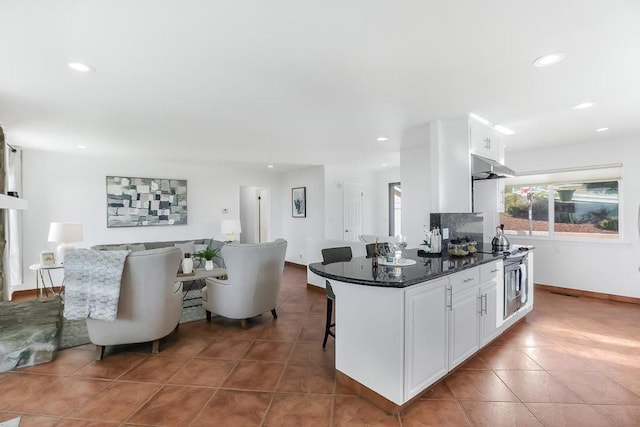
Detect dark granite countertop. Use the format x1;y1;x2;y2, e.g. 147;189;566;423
309;248;504;288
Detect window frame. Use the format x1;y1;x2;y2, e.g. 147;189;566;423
500;178;621;242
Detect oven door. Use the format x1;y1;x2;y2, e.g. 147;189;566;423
504;261;522;319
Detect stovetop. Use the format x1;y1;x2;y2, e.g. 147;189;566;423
478;246;532;259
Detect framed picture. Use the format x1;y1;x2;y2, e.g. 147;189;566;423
40;250;55;266
106;176;188;227
292;187;306;218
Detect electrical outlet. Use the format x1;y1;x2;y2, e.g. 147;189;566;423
442;228;449;239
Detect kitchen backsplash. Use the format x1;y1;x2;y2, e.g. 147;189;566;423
430;213;485;251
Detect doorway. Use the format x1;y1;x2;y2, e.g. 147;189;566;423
389;182;401;237
239;186;271;243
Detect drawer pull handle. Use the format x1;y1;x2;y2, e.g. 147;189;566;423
491;269;500;273
463;278;474;283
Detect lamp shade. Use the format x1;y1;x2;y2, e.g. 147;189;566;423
47;222;83;243
221;219;242;235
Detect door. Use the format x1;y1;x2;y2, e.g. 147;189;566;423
343;182;364;241
239;186;271;244
480;282;500;345
448;286;480;369
405;279;448;400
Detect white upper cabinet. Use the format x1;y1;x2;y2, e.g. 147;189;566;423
469;116;502;163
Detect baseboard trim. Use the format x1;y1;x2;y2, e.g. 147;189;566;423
535;283;640;305
306;283;325;294
11;287;63;301
285;261;306;270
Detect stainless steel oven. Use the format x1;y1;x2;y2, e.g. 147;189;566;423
504;253;528;319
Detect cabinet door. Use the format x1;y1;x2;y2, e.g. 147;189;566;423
470;118;501;162
448;286;480;369
480;282;500;346
473;179;505;213
405;279;448;400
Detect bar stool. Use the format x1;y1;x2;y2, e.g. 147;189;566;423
320;246;353;348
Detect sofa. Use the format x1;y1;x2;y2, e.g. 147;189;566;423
92;238;226;268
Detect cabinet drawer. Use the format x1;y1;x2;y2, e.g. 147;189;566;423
449;268;479;294
480;260;503;283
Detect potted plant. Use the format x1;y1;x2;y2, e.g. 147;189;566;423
195;245;219;271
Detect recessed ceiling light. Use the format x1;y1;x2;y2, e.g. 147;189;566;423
596;127;609;132
573;102;595;110
469;113;492;127
376;136;389;142
381;163;387;167
533;52;567;67
77;145;87;149
494;125;515;136
68;62;92;72
267;164;274;168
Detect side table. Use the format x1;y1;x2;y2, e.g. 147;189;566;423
176;268;227;305
28;263;65;298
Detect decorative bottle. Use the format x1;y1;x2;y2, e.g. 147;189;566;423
182;253;194;274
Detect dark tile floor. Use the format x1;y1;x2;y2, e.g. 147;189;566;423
2;266;640;426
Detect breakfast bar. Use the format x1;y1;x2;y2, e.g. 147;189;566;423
309;248;534;413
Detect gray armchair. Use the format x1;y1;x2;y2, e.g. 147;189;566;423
85;247;183;360
202;239;287;328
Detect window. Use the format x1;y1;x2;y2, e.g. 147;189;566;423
389;182;401;237
500;180;619;239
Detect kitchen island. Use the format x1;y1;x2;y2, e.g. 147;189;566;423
309;248;534;413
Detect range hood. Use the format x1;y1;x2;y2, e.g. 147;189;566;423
471;154;516;179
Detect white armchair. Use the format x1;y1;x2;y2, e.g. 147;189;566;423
85;247;183;360
202;239;287;328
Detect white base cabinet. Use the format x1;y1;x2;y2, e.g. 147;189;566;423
330;257;530;407
479;260;503;345
448;286;481;369
404;278;448;400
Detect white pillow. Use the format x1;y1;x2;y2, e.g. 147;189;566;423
174;241;195;257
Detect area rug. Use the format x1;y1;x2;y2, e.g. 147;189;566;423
59;290;206;349
0;298;62;372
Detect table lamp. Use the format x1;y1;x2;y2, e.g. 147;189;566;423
48;222;83;264
221;219;242;242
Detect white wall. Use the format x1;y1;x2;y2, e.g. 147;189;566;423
400;122;435;248
280;166;325;265
19;149;283;291
507;137;640;298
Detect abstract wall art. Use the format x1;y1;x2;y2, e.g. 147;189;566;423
106;176;188;227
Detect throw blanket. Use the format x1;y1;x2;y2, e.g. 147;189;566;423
64;249;130;321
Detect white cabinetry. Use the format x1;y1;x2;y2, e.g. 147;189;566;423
479;260;503;345
470;116;501;162
404;278;448;400
473;179;505;213
447;269;480;369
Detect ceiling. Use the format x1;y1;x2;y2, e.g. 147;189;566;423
1;0;639;170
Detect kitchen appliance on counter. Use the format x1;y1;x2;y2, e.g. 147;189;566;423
491;224;510;251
